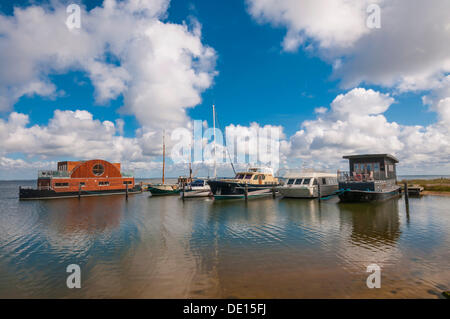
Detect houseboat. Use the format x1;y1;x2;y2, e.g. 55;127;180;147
207;168;279;199
338;154;401;202
278;171;338;198
19;159;141;200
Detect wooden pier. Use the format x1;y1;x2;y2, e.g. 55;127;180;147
400;184;424;196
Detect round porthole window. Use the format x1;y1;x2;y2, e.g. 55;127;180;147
92;164;104;176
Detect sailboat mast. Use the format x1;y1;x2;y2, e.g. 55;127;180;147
213;104;217;179
162;130;165;185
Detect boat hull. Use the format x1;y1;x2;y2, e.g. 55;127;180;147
19;186;142;200
278;184;338;198
338;188;401;203
208;180;277;199
148;185;180;196
180;190;212;198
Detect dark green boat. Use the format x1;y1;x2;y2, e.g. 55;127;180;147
148;184;180;196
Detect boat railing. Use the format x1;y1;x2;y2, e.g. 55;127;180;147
38;170;70;178
338;171;396;182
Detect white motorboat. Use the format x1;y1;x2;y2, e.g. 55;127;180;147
180;179;212;198
278;171;338;198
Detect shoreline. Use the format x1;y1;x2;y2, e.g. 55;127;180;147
422;191;450;197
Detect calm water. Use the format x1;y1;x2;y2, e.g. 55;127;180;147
0;180;449;298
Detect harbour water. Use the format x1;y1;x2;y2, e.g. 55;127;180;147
0;180;449;298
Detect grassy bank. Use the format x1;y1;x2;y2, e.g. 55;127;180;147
399;178;450;193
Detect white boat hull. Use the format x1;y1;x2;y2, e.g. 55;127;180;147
278;185;337;198
180;186;212;198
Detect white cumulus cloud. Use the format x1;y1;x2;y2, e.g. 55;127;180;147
0;0;217;130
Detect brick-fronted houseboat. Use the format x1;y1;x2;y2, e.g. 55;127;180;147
19;159;141;200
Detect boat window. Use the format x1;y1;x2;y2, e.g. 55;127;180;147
93;164;104;176
79;182;85;187
190;180;204;186
374;163;380;172
262;175;266;180
367;163;372;172
287;179;295;185
303;178;311;185
294;179;303;185
313;179;318;185
235;174;244;179
244;174;252;179
54;182;69;187
253;174;259;180
123;181;132;185
322;178;327;185
354;163;359;172
99;181;110;186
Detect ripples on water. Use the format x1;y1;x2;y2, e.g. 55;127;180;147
0;180;449;298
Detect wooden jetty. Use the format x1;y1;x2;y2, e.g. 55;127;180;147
400;184;424;195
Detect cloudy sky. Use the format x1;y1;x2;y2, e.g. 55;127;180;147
0;0;449;179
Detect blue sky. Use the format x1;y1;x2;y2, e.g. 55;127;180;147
0;0;449;178
7;0;436;132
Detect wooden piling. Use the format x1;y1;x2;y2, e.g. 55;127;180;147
404;181;409;203
318;183;321;201
78;183;81;199
244;184;248;201
126;183;128;200
272;185;276;199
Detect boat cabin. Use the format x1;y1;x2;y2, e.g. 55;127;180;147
231;168;279;185
342;154;398;181
189;179;207;187
284;172;338;187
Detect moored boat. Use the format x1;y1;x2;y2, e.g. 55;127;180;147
19;159;141;200
208;168;279;199
180;179;212;198
338;154;401;202
148;130;180;196
278;171;338;198
148;184;180;196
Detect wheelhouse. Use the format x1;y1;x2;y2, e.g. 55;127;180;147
231;168;278;185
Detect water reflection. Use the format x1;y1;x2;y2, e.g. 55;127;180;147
339;200;401;248
0;181;449;298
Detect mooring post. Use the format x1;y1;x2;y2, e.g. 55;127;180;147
272;185;276;199
78;183;81;199
244;183;248;201
126;183;129;200
404;181;409;203
318;183;321;201
182;182;185;201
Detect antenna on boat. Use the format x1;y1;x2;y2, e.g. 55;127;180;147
213;104;217;179
162;129;165;185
